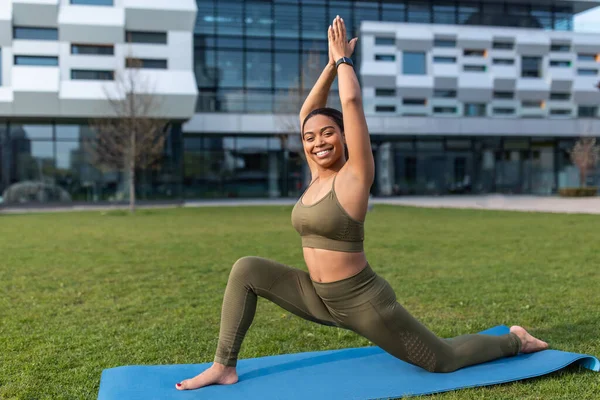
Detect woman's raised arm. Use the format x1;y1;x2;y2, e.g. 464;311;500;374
329;16;374;184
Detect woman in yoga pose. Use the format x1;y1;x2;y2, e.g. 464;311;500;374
176;16;547;391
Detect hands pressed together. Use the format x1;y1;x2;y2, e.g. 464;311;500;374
328;15;358;67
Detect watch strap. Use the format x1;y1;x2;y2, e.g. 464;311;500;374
335;57;354;69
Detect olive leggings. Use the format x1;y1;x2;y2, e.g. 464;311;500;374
214;256;521;372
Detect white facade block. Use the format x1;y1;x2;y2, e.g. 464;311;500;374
0;1;198;120
58;5;125;44
124;0;197;32
0;3;12;47
13;0;59;28
360;20;600;122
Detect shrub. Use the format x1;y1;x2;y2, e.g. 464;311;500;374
558;187;598;197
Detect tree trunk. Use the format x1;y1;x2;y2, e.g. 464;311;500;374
130;131;136;213
580;169;586;188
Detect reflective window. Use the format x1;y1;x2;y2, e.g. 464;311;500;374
522;100;543;108
578;106;597;117
70;0;113;5
376;54;396;62
246;51;272;88
376;88;396;96
375;37;395;46
274;2;299;38
195;0;215;34
465;103;487;116
14;56;59;66
11;124;53;140
354;3;380;30
217;0;243;36
126;58;168;69
578;54;596;62
125;31;167;44
403;98;426;105
433;106;457;114
246;37;271;50
531;6;552;30
217;89;245;112
493;107;515;115
458;2;479;25
493;41;513;49
550;93;570;100
328;2;353;36
493;91;514;99
433;56;456;63
403;52;426;75
434;39;456;48
464;65;486;72
301;3;325;39
522;56;542;77
376;105;396;112
71;44;114;55
434;89;456;98
217;50;244;87
493;58;514;65
549;60;570;68
195;49;217;87
275;52;300;89
245;1;273;37
381;2;405;22
408;1;430;23
246;90;274;113
550;43;570;52
433;3;456;24
13;27;58;41
71;69;114;80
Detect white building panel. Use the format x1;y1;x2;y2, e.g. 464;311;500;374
59;81;123;117
58;5;125;44
396;75;433;97
572;35;600;54
0;88;13;115
573;76;600;103
0;2;11;47
124;0;197;32
12;0;58;28
12;40;60;57
457;30;492;49
12;66;59;116
515;32;550;55
516;79;550;100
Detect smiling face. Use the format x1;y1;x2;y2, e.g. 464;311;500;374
302;114;346;168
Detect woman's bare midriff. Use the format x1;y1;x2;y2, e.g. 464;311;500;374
303;247;368;283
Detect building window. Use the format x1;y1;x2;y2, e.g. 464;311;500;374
71;44;114;55
463;65;486;72
578;54;597;62
403;98;426;105
375;54;396;62
71;69;114;80
70;0;113;5
14;56;59;66
493;41;513;49
578;69;597;76
126;58;168;69
433;106;457;114
433;56;456;63
13;27;58;41
375;105;396;112
464;103;486;116
464;49;485;57
493;58;514;65
550;43;570;52
403;52;426;75
549;109;571;115
125;31;167;44
578;106;598;117
549;60;571;67
493;91;514;99
375;88;396;97
433;89;456;98
433;39;455;48
522;56;542;77
550;93;570;100
522;100;543;108
493;107;514;115
375;37;395;45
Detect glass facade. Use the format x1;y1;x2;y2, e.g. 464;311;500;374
0;122;182;203
195;0;575;113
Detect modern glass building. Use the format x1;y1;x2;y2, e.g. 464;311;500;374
1;0;600;205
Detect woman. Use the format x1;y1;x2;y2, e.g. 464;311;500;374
176;16;548;391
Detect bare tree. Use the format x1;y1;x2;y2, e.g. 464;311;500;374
85;58;169;213
570;136;600;187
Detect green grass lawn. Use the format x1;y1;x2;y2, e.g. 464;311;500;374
1;205;599;399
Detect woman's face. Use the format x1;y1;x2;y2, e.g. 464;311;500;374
302;114;345;168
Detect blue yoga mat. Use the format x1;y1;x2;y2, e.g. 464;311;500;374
97;325;599;400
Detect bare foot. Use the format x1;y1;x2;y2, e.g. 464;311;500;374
510;326;549;353
175;362;238;391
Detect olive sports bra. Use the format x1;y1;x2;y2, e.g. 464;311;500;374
291;174;364;252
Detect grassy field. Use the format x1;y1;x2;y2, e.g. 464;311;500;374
0;205;599;399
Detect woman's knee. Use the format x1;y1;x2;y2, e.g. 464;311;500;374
230;256;262;280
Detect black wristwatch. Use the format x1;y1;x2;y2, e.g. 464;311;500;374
335;57;354;69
